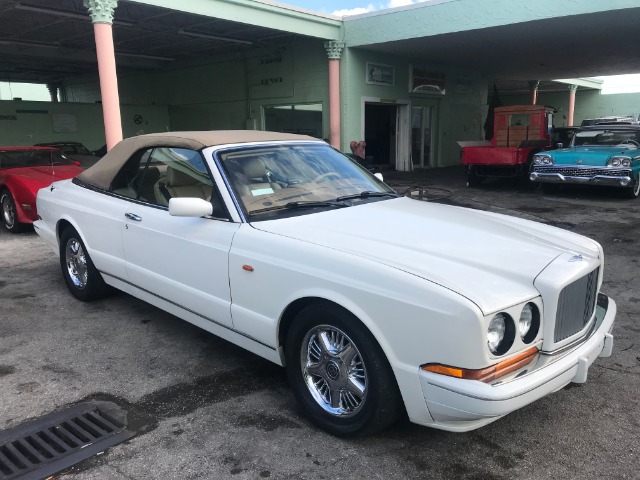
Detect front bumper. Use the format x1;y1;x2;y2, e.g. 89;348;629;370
418;294;616;432
530;166;632;187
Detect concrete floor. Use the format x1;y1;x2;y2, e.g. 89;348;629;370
1;169;638;479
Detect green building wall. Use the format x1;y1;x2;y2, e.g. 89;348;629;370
0;100;169;150
63;39;331;138
341;48;487;167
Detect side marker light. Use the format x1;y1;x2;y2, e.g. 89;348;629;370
421;346;539;383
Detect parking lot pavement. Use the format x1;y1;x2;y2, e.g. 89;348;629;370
1;169;639;479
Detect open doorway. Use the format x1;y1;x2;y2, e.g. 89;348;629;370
364;104;397;169
411;105;433;167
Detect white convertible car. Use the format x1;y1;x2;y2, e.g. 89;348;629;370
35;131;616;436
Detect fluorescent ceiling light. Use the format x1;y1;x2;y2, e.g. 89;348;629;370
115;51;174;61
177;28;253;45
15;2;133;26
0;38;61;49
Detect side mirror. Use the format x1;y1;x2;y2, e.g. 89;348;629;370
374;172;384;182
556;143;564;149
168;197;213;217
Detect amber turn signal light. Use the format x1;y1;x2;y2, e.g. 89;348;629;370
421;346;539;383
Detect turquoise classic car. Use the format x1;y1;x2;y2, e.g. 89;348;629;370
530;125;640;198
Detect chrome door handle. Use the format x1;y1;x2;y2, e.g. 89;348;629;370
125;213;142;221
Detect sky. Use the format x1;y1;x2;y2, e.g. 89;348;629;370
284;0;426;17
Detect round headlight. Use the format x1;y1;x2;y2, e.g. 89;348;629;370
488;313;517;355
520;302;541;344
622;158;631;167
543;157;551;165
519;304;533;337
610;158;621;167
487;314;506;354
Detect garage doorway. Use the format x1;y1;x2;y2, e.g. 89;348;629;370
364;104;396;168
363;102;410;170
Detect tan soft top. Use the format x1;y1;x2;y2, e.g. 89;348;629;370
77;130;319;190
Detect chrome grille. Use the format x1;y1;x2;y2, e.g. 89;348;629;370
533;166;630;177
554;269;599;342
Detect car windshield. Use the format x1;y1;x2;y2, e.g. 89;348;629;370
217;143;396;218
0;149;76;169
573;130;640;147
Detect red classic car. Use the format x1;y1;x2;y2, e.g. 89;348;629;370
0;147;84;233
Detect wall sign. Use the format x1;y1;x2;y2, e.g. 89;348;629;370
366;62;395;86
410;66;446;95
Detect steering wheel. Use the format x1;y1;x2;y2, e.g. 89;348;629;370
312;172;341;183
620;140;640;147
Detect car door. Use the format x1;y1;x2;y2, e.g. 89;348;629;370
117;146;239;328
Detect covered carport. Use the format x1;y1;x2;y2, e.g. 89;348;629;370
2;0;640;165
0;0;343;150
341;0;640;166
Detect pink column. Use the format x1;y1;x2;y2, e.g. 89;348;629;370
567;85;578;126
94;23;123;151
324;41;345;150
328;59;340;149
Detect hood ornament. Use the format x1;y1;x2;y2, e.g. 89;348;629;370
576;159;583;164
568;254;583;262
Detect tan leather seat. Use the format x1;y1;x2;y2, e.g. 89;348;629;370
240;157;281;196
154;166;212;206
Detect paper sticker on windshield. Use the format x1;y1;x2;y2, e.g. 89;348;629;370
251;187;274;196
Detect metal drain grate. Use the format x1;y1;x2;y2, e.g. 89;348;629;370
0;402;130;480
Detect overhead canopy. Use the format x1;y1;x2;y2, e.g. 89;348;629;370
0;0;340;84
0;0;639;89
344;0;640;81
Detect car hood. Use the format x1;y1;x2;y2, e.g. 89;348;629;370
3;166;83;190
553;146;636;165
252;197;600;314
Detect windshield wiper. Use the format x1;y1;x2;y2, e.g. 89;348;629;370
336;191;398;202
250;200;349;215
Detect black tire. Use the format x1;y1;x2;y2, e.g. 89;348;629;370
623;174;640;199
1;189;26;233
466;167;482;187
59;227;110;301
285;303;403;436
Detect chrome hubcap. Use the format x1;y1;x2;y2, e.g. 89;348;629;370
300;325;367;417
1;194;14;228
65;239;88;289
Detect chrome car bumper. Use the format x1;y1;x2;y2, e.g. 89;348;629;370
418;294;616;432
530;166;632;187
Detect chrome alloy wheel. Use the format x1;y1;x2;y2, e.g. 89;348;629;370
1;193;15;228
300;325;368;417
65;238;88;289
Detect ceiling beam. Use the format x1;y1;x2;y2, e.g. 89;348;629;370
129;0;342;40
